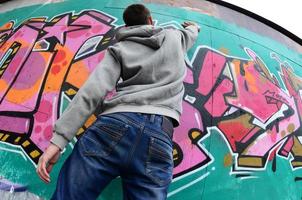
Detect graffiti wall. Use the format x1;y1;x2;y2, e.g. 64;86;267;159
0;0;302;199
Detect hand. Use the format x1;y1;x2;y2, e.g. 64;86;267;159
182;21;200;32
36;143;61;183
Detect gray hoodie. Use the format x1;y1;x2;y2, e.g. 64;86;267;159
51;24;199;150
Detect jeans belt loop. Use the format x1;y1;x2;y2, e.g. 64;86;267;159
150;114;155;123
162;116;174;139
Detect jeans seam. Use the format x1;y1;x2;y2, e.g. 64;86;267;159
107;113;141;129
145;133;173;186
149;145;171;161
93;125;126;140
125;124;145;169
80;124;127;158
94;122;126;131
80;136;111;157
144;129;172;144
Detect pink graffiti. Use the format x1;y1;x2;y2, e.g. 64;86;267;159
173;101;211;177
178;46;302;173
0;11;116;163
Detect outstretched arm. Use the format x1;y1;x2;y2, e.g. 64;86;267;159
179;21;200;52
37;46;121;183
51;47;121;150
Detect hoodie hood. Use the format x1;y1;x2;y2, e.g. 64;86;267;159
115;25;165;49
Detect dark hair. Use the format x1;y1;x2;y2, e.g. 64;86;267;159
123;4;151;26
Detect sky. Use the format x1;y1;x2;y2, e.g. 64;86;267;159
223;0;302;40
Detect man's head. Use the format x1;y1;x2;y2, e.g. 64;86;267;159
123;4;152;26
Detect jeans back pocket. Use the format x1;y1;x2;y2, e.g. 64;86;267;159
145;130;173;186
80;116;128;158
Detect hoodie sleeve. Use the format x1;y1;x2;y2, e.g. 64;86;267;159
50;47;121;150
179;25;199;52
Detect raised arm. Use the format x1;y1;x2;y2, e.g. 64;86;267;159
179;21;200;52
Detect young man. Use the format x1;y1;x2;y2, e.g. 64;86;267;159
37;4;199;200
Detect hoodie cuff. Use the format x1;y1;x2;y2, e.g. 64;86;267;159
50;132;69;151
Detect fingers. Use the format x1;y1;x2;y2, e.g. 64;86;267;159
46;158;58;174
37;156;50;183
181;22;189;28
46;163;54;174
182;21;195;28
36;144;62;183
182;21;201;32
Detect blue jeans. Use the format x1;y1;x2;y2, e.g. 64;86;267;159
51;112;174;200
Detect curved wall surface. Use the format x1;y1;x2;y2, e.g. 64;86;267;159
0;0;302;199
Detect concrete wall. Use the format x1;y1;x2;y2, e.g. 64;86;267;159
0;0;302;199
